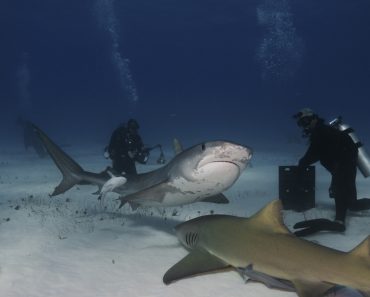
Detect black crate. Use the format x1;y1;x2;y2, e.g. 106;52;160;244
279;166;315;211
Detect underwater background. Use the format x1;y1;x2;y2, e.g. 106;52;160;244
1;2;370;296
1;0;370;150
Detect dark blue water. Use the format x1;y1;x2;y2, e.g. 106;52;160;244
1;0;370;150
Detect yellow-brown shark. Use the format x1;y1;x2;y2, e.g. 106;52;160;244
163;200;370;297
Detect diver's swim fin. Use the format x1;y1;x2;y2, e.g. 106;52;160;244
293;218;345;237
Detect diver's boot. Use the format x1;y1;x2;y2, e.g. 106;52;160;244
293;218;345;237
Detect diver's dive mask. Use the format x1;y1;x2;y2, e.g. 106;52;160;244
297;115;314;129
293;110;317;137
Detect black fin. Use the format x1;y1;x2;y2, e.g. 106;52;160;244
293;218;345;237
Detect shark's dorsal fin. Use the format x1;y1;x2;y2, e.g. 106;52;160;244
163;249;229;284
118;180;172;208
349;236;370;258
248;200;290;234
173;138;183;155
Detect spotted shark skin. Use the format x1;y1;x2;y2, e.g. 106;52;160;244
33;124;252;208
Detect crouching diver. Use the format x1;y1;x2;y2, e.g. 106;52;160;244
105;119;166;176
293;108;370;236
105;119;150;176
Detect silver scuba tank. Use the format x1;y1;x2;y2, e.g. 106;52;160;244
329;116;370;177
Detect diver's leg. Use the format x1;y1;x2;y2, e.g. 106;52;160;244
333;159;357;222
118;157;137;175
112;157;125;175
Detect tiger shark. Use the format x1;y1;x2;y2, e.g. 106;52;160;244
32;124;252;208
164;200;370;297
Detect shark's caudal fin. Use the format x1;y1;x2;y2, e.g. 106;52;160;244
32;124;85;196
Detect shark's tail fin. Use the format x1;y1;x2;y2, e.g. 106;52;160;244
32;124;85;196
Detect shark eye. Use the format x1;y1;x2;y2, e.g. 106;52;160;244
201;143;206;151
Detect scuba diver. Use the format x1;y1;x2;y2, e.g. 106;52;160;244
106;119;149;176
292;108;370;236
105;119;166;176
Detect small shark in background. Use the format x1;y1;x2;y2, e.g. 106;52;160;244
164;200;370;297
32;124;252;208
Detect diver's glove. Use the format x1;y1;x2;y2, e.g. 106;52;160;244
135;149;150;164
128;150;136;159
293;218;345;237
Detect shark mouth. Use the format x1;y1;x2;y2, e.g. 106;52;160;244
199;160;242;170
194;162;241;186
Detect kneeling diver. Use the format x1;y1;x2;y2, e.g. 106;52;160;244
293;108;370;236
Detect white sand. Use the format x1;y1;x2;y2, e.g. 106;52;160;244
0;145;369;297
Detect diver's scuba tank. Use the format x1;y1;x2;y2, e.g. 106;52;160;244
329;116;370;177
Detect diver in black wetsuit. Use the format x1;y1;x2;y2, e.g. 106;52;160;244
293;108;370;235
106;119;149;176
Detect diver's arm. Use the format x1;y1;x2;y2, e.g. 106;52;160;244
299;136;320;167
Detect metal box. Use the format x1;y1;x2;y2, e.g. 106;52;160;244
279;166;315;211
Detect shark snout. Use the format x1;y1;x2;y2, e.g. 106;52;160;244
231;144;253;170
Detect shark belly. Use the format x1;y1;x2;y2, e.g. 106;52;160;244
205;227;366;289
160;163;240;206
166;200;370;295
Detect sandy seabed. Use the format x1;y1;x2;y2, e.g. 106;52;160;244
0;145;369;297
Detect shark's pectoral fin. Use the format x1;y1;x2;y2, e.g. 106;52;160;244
200;194;229;204
237;264;294;292
163;249;229;285
118;181;171;209
117;196;140;210
292;279;334;297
